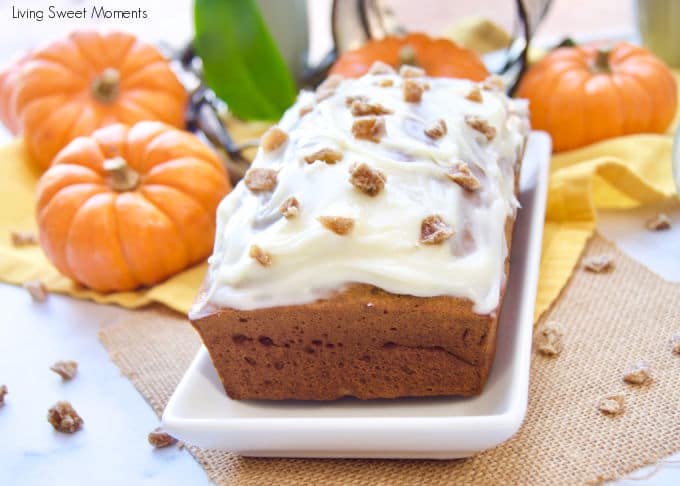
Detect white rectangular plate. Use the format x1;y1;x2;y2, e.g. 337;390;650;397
162;131;551;459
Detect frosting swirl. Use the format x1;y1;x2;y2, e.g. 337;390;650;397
196;70;529;316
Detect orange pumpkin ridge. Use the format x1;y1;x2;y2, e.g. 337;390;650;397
2;30;188;169
330;33;489;81
516;42;677;152
36;121;231;292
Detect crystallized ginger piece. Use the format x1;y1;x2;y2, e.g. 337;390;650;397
11;230;37;247
424;119;447;140
349;163;386;196
261;127;288;152
583;254;614;273
536;322;563;357
598;395;624;416
50;360;78;381
24;280;48;302
318;216;355;236
47;401;83;433
465;115;496;141
148;427;178;448
349;100;393;117
249;245;273;267
623;362;651;385
465;86;483;103
244;168;277;193
399;65;426;78
646;213;671;231
279;196;300;219
420;215;453;245
352;116;386;143
304;148;343;165
403;80;424;103
446;163;480;192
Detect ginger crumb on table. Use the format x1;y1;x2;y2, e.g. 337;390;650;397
535;322;563;357
47;401;83;433
0;384;7;406
23;280;48;302
645;212;671;231
597;395;625;416
623;362;651;385
671;334;680;355
148;427;178;448
582;254;614;273
50;360;78;381
11;230;37;247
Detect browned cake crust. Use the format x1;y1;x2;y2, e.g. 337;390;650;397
190;215;516;401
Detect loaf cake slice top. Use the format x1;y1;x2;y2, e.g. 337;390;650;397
196;65;529;317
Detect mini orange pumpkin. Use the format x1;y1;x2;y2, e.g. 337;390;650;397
330;32;489;80
36;121;231;292
6;30;187;168
0;52;30;135
516;42;678;152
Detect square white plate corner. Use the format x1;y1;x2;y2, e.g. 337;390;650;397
162;131;551;459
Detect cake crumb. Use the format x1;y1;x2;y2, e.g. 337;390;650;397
148;427;178;448
244;168;277;193
377;79;394;87
0;385;7;406
304;148;343;165
318;216;355;236
24;280;48;302
424;119;447;140
11;230;37;247
403;80;424;103
465;115;496;141
50;360;78;381
598;395;624;416
465;86;483;103
623;362;651;385
260;127;288;152
420;215;454;245
536;322;563;357
368;61;396;75
47;401;83;433
583;254;614;273
645;213;671;231
349;100;393;117
279;196;300;219
249;245;273;267
349;163;387;196
482;75;505;92
399;65;425;78
446;163;480;192
316;74;343;102
672;334;680;355
352;116;386;143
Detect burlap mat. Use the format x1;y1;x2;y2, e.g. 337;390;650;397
99;234;680;485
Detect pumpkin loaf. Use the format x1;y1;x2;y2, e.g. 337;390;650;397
190;65;529;400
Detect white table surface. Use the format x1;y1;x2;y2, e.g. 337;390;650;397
2;0;680;484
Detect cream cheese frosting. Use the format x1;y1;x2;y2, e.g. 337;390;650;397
197;69;529;316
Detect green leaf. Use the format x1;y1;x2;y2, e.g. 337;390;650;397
194;0;297;121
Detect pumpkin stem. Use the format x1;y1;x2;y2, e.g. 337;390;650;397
92;68;121;104
103;157;139;192
399;44;418;67
593;48;612;73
